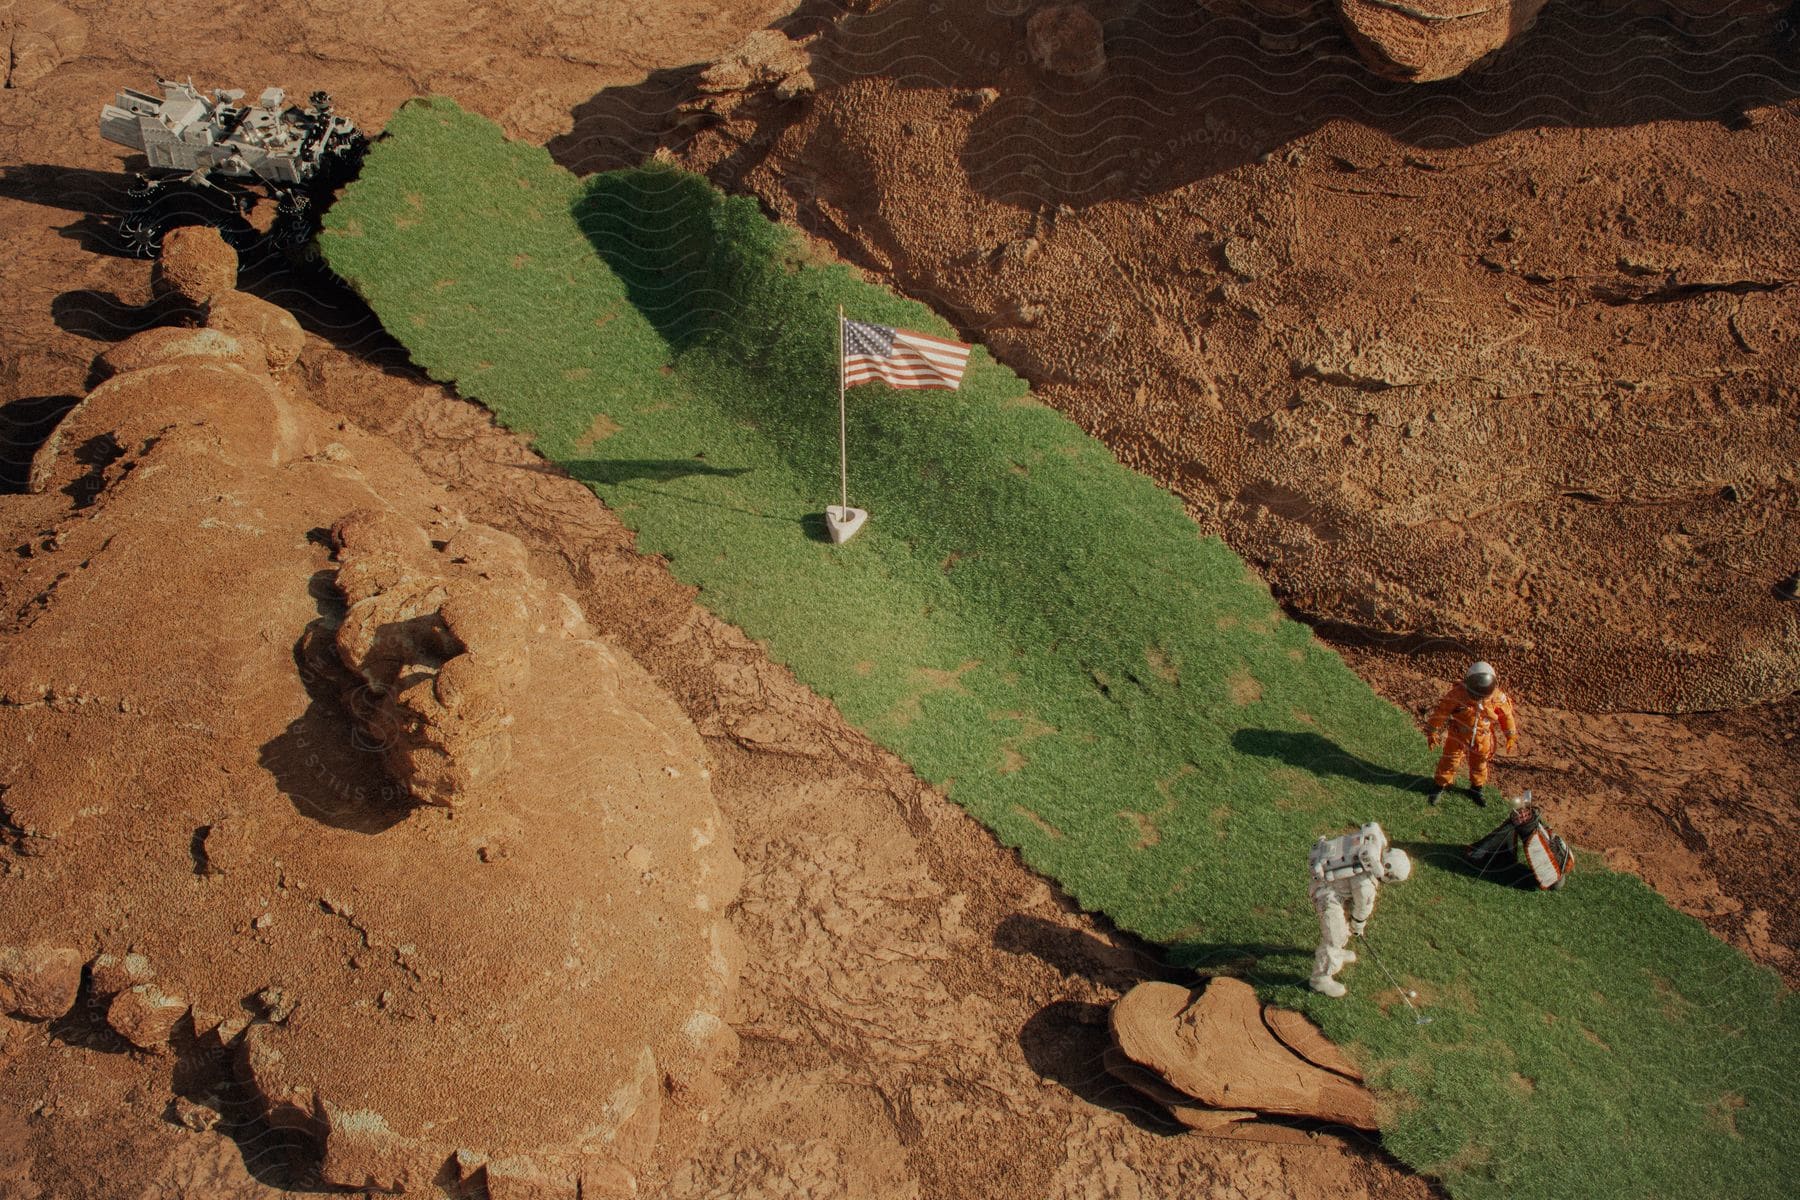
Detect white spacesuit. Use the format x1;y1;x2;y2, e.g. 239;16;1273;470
1308;822;1411;997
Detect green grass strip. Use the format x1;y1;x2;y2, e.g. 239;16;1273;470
321;98;1796;1199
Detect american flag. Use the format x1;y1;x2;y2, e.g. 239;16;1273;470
842;318;972;390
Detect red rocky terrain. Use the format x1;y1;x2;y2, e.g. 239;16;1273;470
1;2;1796;1196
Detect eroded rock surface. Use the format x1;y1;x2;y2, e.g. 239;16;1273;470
1109;978;1379;1131
150;225;237;307
0;944;82;1021
0;245;743;1193
1027;5;1108;81
1334;0;1549;83
0;1;86;89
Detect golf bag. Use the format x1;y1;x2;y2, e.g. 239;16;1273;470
1467;802;1573;890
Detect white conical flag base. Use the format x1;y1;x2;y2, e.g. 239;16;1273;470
825;504;868;544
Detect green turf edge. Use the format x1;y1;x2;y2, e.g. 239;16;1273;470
320;98;1799;1200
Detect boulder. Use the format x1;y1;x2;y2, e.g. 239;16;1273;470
1333;0;1550;83
0;1;87;89
1026;5;1107;81
695;28;812;95
319;1103;427;1194
0;256;742;1181
1109;977;1378;1129
151;226;237;306
206;290;306;371
106;983;189;1051
171;1094;224;1133
330;507;435;562
0;944;83;1020
94;326;268;380
195;817;257;876
88;951;156;999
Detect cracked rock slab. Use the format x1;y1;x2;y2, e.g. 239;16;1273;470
1109;978;1379;1129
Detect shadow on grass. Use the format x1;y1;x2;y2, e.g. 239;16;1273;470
562;457;751;485
1401;839;1541;892
553;459;842;542
571;170;721;353
1166;944;1314;990
1232;728;1434;796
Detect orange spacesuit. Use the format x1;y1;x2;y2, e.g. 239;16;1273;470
1425;661;1517;806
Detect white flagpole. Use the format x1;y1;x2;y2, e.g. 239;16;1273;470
837;305;849;513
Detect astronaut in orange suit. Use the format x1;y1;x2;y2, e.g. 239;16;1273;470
1425;661;1518;807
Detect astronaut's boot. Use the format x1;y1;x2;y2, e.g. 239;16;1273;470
1311;973;1347;998
1426;788;1443;806
1467;783;1487;806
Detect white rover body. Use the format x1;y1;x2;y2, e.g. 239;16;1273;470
100;80;359;186
97;79;366;257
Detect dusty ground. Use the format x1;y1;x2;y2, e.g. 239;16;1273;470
664;0;1800;718
0;0;1796;1196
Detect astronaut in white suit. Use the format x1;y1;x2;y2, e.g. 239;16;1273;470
1309;822;1412;997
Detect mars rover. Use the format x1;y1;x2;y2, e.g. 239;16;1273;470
98;79;366;259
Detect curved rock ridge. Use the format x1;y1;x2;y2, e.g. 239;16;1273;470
1107;978;1379;1133
0;244;744;1195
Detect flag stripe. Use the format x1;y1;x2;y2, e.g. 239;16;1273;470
865;352;960;374
841;317;972;390
844;362;955;377
842;361;960;381
888;329;970;352
889;343;969;370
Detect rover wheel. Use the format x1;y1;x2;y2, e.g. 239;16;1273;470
118;216;162;260
118;184;258;259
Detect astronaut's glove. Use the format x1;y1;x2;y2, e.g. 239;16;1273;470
1426;732;1440;750
1350;921;1367;938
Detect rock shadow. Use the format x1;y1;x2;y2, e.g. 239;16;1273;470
570;168;731;353
1018;1000;1187;1135
1232;727;1435;795
631;0;1800;212
62;432;123;510
545;0;846;178
994;912;1186;992
0;163;140;256
1164;942;1314;990
258;602;411;836
549;63;713;178
49;289;177;344
232;244;421;378
0;393;80;494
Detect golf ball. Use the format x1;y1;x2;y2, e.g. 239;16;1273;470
1406;990;1418;999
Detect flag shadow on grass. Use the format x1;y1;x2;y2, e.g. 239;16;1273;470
1231;728;1435;797
561;458;753;486
549;460;840;543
